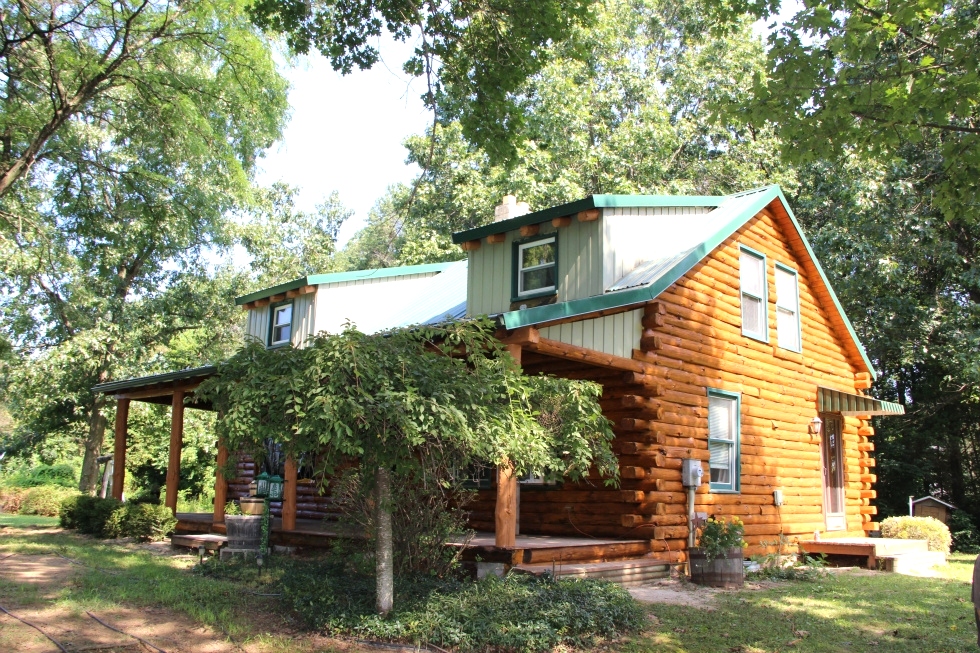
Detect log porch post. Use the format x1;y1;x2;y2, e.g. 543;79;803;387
111;398;130;501
213;441;229;523
164;390;186;514
495;343;521;548
283;456;298;531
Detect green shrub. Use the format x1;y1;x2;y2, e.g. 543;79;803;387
119;503;177;541
8;464;77;488
880;516;952;553
947;512;980;553
237;556;645;651
20;485;77;516
61;495;125;538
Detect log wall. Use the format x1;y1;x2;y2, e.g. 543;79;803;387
469;205;876;561
225;454;339;522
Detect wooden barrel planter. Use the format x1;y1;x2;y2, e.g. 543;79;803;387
225;515;262;550
689;547;744;588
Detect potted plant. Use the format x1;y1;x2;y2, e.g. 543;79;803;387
689;517;747;588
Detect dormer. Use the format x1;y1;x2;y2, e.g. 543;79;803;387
235;262;467;348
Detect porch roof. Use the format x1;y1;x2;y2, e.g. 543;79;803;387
91;365;216;407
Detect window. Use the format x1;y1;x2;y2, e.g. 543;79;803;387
515;237;557;298
739;246;767;341
775;264;801;352
708;389;740;492
269;302;293;346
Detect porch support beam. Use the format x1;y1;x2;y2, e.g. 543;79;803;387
495;343;521;548
283;456;298;531
213;441;229;523
164;390;185;514
111;398;130;501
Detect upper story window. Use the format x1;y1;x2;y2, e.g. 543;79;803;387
739;246;768;342
775;264;801;352
515;237;557;298
708;389;740;493
269;302;293;346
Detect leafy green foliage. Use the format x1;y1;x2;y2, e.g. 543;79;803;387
203;554;644;651
340;0;790;269
696;517;747;560
739;0;980;223
19;486;78;517
4;464;77;488
947;511;980;553
247;0;595;162
103;503;178;542
880;516;952;554
59;495;124;538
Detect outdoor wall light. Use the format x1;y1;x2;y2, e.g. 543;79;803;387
255;472;270;497
808;416;823;436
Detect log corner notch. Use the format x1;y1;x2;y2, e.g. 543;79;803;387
460;239;481;252
854;371;872;390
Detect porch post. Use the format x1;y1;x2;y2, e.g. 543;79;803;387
283;455;297;531
213;440;229;523
111;398;130;501
164;390;186;514
495;344;521;548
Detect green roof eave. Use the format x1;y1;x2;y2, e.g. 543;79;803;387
235;262;459;305
451;194;725;244
92;365;217;395
497;185;878;380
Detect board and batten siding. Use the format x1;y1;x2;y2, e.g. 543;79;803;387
602;206;714;290
466;219;603;317
538;309;643;359
314;273;437;335
244;291;317;348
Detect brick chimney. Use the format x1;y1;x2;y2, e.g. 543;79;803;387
494;195;530;222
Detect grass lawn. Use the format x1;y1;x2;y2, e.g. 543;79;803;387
627;554;978;653
2;517;978;653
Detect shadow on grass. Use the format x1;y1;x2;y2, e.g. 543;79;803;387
623;571;976;653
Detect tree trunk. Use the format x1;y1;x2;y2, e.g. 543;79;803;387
375;465;394;615
79;393;108;493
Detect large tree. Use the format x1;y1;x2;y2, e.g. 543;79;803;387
0;0;288;492
200;320;618;614
341;0;789;269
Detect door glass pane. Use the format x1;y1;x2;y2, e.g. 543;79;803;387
823;416;845;517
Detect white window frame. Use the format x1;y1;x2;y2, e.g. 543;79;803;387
775;263;802;353
269;302;293;347
516;236;557;298
739;245;768;342
707;389;740;493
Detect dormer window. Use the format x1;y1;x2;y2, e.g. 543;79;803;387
269;302;293;346
515;237;557;298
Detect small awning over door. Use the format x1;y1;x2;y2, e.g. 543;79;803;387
817;387;905;416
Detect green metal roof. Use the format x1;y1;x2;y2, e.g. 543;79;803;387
817;387;905;416
92;365;217;395
494;185;878;380
235;262;458;305
451;194;725;244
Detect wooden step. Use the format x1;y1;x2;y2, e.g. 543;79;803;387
879;551;946;574
171;533;227;551
512;558;670;587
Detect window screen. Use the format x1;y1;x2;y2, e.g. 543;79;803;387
271;303;292;345
708;391;739;492
775;266;801;352
517;237;556;297
739;248;767;340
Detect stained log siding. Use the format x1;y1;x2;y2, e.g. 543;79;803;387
470;206;875;562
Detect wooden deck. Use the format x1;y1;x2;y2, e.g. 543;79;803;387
798;537;930;569
175;513;652;565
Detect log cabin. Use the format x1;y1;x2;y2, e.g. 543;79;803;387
94;184;904;568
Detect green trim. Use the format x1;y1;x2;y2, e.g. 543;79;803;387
451;194;724;244
92;365;217;394
707;388;741;493
738;244;769;343
511;235;558;302
817;387;905;416
774;262;803;354
235;262;458;305
496;185;878;380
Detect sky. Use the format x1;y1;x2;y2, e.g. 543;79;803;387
255;36;431;247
